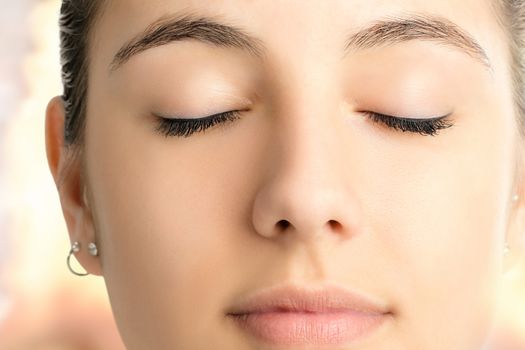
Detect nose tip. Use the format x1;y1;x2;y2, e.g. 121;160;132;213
251;178;362;242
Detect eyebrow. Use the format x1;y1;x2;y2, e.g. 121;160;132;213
109;11;492;73
343;14;491;69
110;12;266;72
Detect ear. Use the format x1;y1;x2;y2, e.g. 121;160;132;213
45;96;102;276
504;193;525;275
504;143;525;275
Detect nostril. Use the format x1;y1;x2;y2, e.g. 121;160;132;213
328;220;342;231
277;220;290;231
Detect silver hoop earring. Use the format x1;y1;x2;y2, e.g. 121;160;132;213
88;242;98;256
66;241;89;276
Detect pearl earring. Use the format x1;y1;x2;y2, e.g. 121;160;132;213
71;241;81;253
88;242;98;256
504;243;511;256
512;194;519;202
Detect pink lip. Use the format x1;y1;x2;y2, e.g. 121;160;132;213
226;282;393;346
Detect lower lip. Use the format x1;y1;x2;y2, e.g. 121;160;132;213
228;310;389;346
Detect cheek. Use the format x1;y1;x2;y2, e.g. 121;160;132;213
369;110;513;346
84;108;268;347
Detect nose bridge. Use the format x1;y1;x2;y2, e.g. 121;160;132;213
277;97;341;198
251;78;363;242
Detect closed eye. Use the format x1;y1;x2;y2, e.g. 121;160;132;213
153;110;243;138
152;109;454;138
362;111;454;136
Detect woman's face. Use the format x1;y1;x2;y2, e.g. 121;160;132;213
48;0;524;349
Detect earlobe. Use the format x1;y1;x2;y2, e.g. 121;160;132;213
503;193;525;274
69;209;103;276
45;95;103;277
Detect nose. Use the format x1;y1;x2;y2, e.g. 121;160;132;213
251;102;364;244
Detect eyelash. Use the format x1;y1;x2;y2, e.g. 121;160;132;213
154;110;242;138
363;111;454;136
154;110;454;138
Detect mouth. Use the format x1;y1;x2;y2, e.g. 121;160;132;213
225;282;393;347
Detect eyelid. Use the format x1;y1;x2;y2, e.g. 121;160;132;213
359;110;452;120
153;104;251;119
153;111;228;120
152;110;243;137
362;110;454;136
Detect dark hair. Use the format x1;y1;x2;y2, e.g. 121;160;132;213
58;0;525;148
59;0;103;149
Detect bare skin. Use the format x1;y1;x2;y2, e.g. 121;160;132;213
46;0;525;349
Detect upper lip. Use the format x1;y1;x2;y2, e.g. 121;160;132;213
225;282;391;315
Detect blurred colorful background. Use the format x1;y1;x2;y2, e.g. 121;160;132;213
0;1;524;349
0;1;125;349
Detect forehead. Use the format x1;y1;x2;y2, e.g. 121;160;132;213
89;0;508;80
